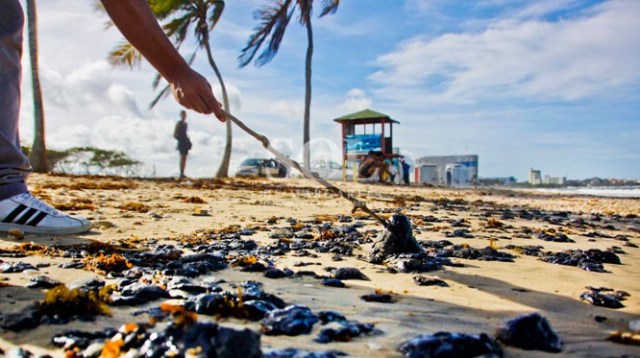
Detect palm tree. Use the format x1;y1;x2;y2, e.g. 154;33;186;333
239;0;340;171
107;0;233;178
26;0;47;172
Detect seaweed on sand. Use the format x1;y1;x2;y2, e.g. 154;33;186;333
1;284;111;331
83;253;133;274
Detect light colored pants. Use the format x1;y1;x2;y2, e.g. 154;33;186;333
0;0;30;200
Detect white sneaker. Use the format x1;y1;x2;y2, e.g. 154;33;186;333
0;193;92;235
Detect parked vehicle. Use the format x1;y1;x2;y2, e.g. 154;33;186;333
310;160;345;180
235;158;288;178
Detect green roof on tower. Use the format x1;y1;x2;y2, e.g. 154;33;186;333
333;108;399;124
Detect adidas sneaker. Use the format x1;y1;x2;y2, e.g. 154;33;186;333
0;193;92;235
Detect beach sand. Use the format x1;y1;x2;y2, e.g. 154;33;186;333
1;173;639;357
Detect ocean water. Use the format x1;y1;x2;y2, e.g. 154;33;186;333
535;186;640;199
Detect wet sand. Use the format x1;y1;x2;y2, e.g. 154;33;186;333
1;173;639;357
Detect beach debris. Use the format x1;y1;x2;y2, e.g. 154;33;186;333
398;332;503;357
361;290;396;303
264;267;295;279
166;276;210;294
52;304;262;357
315;320;376;343
579;286;629;309
0;261;38;273
541;249;621;272
264;348;347;357
52;328;117;351
83;252;132;274
607;331;640;346
395;258;443;273
443;245;515;262
318;311;346;323
7;228;25;240
193;207;211;216
27;275;61;289
368;214;423;264
185;195;207;204
495;312;563;352
4;347;34;358
118;201;150;213
321;277;347;288
261;305;319;336
332;267;369;280
505;245;544;257
413;275;449;287
109;283;171;306
446;228;475;238
1;284;111;331
537;231;574;243
185;283;286;321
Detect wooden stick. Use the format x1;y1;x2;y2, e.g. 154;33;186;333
222;110;390;229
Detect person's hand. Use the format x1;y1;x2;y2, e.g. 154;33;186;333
169;67;226;122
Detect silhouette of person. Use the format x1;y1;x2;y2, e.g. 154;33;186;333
174;110;191;179
401;158;411;185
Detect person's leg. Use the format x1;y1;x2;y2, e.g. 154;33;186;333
0;2;91;235
179;153;187;178
0;0;30;200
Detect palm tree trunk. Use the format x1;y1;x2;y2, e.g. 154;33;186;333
303;17;313;171
26;0;47;172
202;36;232;178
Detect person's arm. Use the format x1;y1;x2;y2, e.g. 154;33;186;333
101;0;225;121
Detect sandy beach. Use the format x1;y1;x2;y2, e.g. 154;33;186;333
1;173;639;357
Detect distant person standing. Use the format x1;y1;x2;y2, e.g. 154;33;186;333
174;110;192;179
388;160;397;183
401;158;411;185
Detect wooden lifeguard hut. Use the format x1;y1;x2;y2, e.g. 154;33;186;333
333;108;401;181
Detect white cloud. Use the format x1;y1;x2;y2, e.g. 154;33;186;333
270;100;304;118
339;88;373;112
107;84;144;118
372;1;640;104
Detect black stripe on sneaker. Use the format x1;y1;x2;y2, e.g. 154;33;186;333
3;204;27;223
26;211;48;226
15;208;39;225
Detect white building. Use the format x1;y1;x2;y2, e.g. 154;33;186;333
544;175;566;185
414;155;478;187
529;168;542;185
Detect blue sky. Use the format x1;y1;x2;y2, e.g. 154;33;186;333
18;0;640;180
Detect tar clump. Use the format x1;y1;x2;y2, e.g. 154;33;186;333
368;214;423;264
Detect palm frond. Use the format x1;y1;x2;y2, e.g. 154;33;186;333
163;13;194;47
108;41;142;68
238;0;294;67
149;84;172;109
208;0;225;29
319;0;340;17
148;0;183;20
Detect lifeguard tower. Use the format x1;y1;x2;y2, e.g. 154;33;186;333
333;108;401;181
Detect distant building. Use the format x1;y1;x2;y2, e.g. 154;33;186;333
529;168;542;185
414;155;478;187
544;175;566;185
